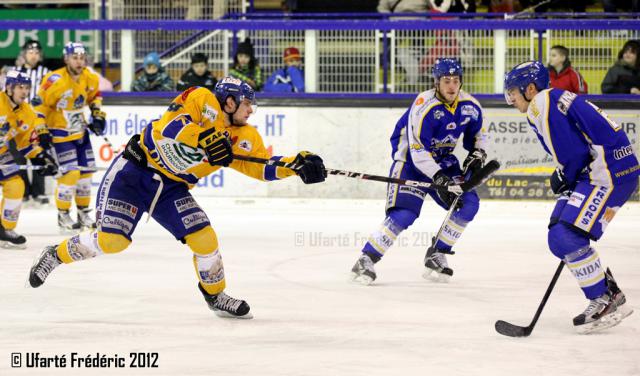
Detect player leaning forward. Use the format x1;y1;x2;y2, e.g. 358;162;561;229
0;71;57;248
351;58;488;284
505;61;638;333
32;42;107;233
28;77;326;319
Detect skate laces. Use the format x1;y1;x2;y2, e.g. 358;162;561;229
358;254;374;271
35;250;61;281
583;295;610;317
428;251;448;269
215;292;243;312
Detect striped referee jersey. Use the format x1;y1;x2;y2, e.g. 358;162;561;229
10;64;50;102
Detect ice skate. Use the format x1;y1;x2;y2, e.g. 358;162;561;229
350;253;377;285
423;238;453;282
198;283;253;319
29;245;62;288
77;208;97;230
33;195;50;206
0;224;27;249
573;269;633;334
58;210;82;234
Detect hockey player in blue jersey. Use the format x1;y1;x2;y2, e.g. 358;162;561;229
350;58;488;285
504;61;639;334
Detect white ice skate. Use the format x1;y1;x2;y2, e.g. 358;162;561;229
423;241;453;283
350;253;377;285
58;210;82;235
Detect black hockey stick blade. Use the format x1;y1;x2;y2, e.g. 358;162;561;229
495;261;565;338
495;320;533;337
460;159;501;192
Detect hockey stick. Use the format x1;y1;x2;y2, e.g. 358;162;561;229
0;164;107;172
102;136;124;154
233;154;500;194
495;260;565;337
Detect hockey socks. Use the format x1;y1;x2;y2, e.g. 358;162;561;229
361;216;406;259
435;216;469;252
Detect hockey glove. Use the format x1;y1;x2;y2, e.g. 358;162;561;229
550;167;573;194
31;151;58;176
463;148;486;176
89;108;107;136
198;128;233;167
35;125;52;150
293;151;326;184
433;170;458;209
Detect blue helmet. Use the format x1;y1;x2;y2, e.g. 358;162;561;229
432;58;463;81
4;70;31;89
504;60;549;104
214;77;256;112
63;41;86;56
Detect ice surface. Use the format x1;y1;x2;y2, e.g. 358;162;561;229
1;198;639;376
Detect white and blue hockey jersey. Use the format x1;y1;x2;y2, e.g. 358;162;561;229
390;89;487;178
527;89;640;186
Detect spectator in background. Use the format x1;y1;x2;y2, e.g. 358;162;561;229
602;40;640;94
86;54;113;92
264;47;305;93
428;0;476;13
548;45;588;94
378;0;430;86
131;52;174;92
230;38;263;91
177;53;217;92
10;39;51;205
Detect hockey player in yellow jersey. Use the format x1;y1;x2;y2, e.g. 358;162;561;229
0;70;58;248
29;77;326;319
32;42;106;233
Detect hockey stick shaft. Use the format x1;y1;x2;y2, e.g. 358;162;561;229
233;154;500;194
0;164;107;172
495;260;564;337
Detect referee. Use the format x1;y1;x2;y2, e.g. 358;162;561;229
9;39;50;205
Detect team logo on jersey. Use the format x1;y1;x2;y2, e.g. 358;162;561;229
557;91;577;115
410;143;424;151
415;97;425;106
238;139;252;152
431;134;458;149
56;90;73;109
568;192;586;208
460;117;471;126
446;122;456;130
73;95;85;109
461;105;479;120
202;104;218;122
433;110;444;120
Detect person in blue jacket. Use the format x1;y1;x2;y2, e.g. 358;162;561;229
264;47;305;93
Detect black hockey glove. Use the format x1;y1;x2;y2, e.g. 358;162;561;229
293;151;326;184
198;128;233;167
433;170;458;209
550;167;573;194
463;148;486;176
35;125;52;150
31;151;58;176
89;108;107;136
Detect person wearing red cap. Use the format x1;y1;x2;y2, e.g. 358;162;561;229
264;47;305;93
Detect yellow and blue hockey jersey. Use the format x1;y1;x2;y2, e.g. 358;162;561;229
0;91;44;160
140;87;297;187
32;67;102;143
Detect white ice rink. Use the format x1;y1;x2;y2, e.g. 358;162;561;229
1;198;639;376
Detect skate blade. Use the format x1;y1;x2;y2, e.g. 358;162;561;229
575;308;633;335
213;310;254;320
422;268;450;283
350;272;374;286
0;241;27;250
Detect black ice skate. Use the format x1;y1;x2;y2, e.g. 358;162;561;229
573;268;633;334
198;283;253;319
350;253;377;285
29;245;62;288
423;237;454;282
0;223;27;249
77;208;97;230
58;210;82;235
